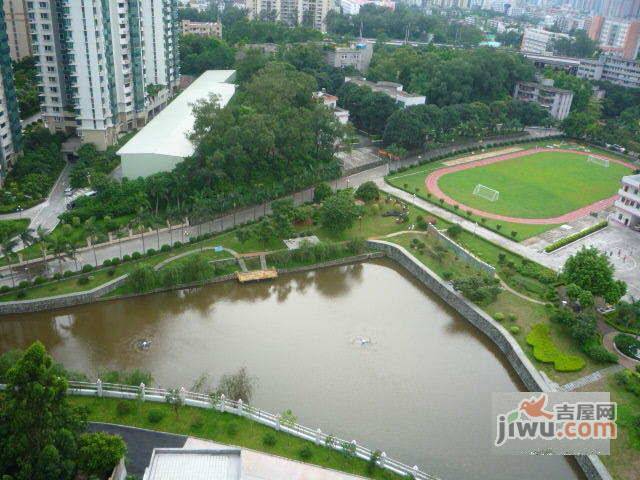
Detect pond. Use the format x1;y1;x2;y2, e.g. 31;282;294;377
0;259;582;480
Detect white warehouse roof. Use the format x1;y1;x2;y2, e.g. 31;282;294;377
118;70;236;178
143;448;241;480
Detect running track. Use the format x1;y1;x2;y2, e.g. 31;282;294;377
425;148;636;225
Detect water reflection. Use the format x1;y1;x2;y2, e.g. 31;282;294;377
0;259;581;480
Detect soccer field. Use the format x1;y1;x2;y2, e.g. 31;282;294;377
436;151;632;219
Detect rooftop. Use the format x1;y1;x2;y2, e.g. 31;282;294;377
143;448;241;480
622;174;640;188
118;70;236;159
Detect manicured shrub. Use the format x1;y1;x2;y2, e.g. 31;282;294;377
77;276;90;286
146;248;156;257
116;400;134;416
0;285;10;293
526;324;585;372
262;433;277;447
298;446;313;460
77;432;127;479
442;271;453;281
509;326;521;335
355;181;380;202
107;268;116;277
493;312;505;322
131;252;142;260
122;254;131;262
147;409;165;424
111;257;121;265
53;272;62;280
582;339;618;363
63;270;74;278
447;224;463;239
160;244;171;252
508;313;517;322
173;241;182;248
33;276;46;285
18;281;29;289
225;422;239;437
102;259;112;267
81;264;94;273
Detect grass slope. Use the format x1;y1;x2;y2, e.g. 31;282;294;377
437;152;631;218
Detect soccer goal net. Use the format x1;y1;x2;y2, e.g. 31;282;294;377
473;184;499;202
587;155;609;167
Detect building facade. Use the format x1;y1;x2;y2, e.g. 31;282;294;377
520;27;571;55
28;0;180;150
513;78;574;120
245;0;333;32
325;42;373;72
613;174;640;231
578;55;640;88
0;6;23;185
588;16;640;60
181;19;222;37
3;0;31;61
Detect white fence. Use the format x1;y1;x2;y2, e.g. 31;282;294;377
61;380;439;480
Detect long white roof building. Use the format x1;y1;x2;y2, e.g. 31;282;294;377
118;70;236;179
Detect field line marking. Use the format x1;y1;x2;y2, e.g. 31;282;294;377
389;168;434;180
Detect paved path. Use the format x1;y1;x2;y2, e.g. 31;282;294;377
559;365;625;392
87;422;186;476
378;181;558;271
424;148;636;225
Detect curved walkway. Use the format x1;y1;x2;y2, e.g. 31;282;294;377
425;148;636;225
603;331;640;369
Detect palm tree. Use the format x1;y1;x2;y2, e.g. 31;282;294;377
1;237;18;288
36;225;49;262
65;242;79;272
19;227;35;250
84;218;99;266
47;237;68;274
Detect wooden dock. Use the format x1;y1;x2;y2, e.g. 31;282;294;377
236;269;278;283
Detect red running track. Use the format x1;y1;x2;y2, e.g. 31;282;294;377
425;148;635;225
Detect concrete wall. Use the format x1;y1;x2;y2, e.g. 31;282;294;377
367;240;611;480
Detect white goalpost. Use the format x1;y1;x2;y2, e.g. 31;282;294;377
473;184;500;202
587;155;609;167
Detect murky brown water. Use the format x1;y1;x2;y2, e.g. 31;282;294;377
0;259;581;480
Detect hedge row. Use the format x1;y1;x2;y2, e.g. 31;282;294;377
544;221;609;253
526;323;586;372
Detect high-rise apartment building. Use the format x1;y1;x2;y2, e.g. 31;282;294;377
3;0;32;61
245;0;333;32
28;0;180;150
588;16;640;60
0;4;23;185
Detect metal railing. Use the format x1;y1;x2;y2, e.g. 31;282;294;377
54;380;440;480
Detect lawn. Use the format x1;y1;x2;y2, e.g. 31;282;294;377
437;151;631;219
70;396;403;480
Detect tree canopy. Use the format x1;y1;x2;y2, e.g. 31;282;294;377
562;246;627;304
180;35;235;76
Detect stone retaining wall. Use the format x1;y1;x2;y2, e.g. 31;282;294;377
0;252;384;315
426;224;495;276
367;240;611;480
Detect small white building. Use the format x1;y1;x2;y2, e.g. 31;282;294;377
143;449;241;480
345;77;426;107
118;70;236;179
314;91;350;124
614;174;640;231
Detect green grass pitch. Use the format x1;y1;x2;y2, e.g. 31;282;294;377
436;151;631;219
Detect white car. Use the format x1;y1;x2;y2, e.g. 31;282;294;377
64;187;74;196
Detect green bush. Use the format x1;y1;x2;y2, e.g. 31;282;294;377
526;324;585;372
355;181;380;202
111;257;121;265
131;252;142;260
581;338;618;363
116;400;134;416
493;312;505;322
81;264;94;273
77;276;90;286
53;272;63;280
0;285;10;293
615;369;640;398
102;259;112;267
122;254;131;262
262;432;277;447
507;313;517;322
226;422;239;437
298;446;313;460
146;248;157;256
18;280;29;288
509;325;521;335
77;432;127;478
147;409;165;424
313;183;332;203
33;276;46;285
160;244;171;252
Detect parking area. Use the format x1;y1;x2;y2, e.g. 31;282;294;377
545;222;640;299
337;146;383;173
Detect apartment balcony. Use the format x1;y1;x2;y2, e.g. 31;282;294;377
615;199;640;218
